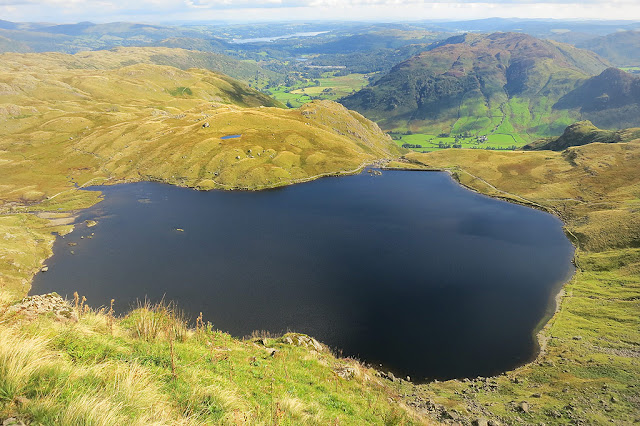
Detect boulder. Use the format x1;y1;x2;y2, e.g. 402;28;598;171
265;348;277;357
2;418;26;426
281;333;324;352
334;366;357;380
7;293;78;322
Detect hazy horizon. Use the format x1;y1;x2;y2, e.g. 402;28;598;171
1;0;639;26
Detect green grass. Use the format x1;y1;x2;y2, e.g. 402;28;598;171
393;133;521;152
268;73;369;108
0;296;422;425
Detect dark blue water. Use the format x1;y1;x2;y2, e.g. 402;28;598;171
32;171;574;381
221;134;242;140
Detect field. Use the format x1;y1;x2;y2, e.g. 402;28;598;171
267;72;370;108
386;143;640;425
393;133;521;152
621;66;640;74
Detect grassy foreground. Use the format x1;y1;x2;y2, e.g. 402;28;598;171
0;295;427;425
386;143;640;424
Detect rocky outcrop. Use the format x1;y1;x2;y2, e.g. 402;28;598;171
6;293;77;322
280;333;325;352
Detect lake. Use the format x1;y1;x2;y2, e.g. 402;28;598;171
230;31;329;44
31;170;574;381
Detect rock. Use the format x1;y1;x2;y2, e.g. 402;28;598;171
85;220;97;228
14;396;29;406
519;401;529;413
202;122;210;128
573;335;583;340
334;366;356;380
280;333;324;352
7;293;78;322
472;418;488;426
488;421;501;426
532;393;542;398
40;266;48;272
265;348;277;357
2;418;26;426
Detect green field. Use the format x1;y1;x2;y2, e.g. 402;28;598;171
621;66;640;72
393;132;521;152
267;72;370;108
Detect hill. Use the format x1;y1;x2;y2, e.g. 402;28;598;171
0;47;281;87
0;52;401;215
0;20;227;54
341;32;610;140
553;67;640;129
524;120;640;150
577;30;640;67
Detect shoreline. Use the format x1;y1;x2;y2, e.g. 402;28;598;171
23;158;577;385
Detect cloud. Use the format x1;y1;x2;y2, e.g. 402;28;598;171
0;0;639;23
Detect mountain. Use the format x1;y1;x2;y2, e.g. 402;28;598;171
577;30;640;67
340;32;610;140
524;120;640;150
554;67;640;129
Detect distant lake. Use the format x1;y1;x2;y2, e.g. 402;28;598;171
231;31;329;44
32;171;574;381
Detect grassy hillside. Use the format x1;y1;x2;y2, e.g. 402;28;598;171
0;295;425;425
386;142;640;424
341;32;610;141
524;120;640;150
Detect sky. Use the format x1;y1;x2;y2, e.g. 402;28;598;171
1;0;640;24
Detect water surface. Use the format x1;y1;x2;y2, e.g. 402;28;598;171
231;31;329;44
32;171;574;381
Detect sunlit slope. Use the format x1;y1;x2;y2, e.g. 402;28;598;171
0;58;401;207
